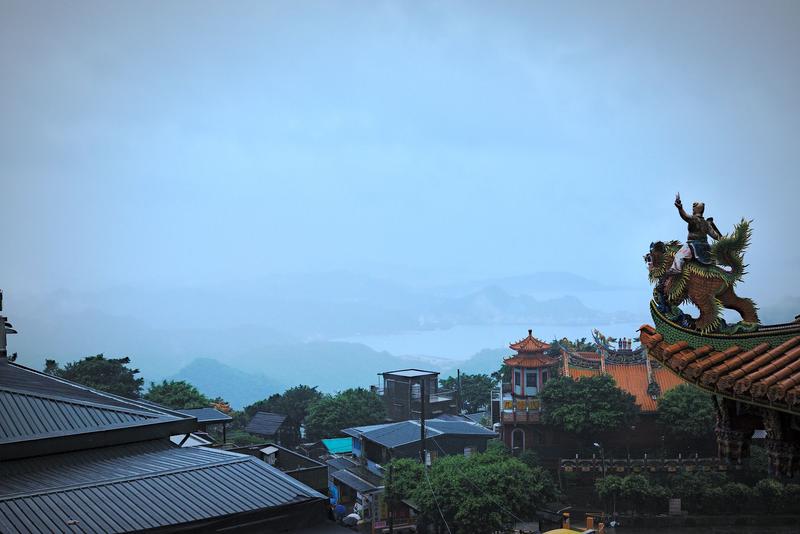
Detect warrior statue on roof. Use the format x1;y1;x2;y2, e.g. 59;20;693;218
644;195;759;333
668;193;722;274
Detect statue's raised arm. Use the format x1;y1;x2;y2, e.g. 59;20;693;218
675;193;692;223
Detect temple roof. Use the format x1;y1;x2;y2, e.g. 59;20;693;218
504;355;559;368
563;360;684;412
640;323;800;414
510;329;551;353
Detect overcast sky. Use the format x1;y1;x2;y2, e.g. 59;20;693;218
2;1;798;304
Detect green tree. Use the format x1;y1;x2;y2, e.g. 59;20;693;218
304;388;385;441
440;373;496;413
657;384;715;447
387;449;558;534
44;355;144;398
143;380;211;409
556;337;597;352
540;374;638;438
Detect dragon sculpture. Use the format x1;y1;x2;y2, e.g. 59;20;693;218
645;218;759;333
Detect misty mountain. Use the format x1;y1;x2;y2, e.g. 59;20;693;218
166;358;285;409
759;297;800;325
419;286;637;327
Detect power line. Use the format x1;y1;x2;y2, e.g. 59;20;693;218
422;463;452;534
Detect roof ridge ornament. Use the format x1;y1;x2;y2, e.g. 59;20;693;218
644;197;759;334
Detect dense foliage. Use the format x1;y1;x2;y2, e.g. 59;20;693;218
44;355;144;398
304;387;385;441
657;383;715;445
144;380;211;409
594;471;800;515
440;373;496;413
540;374;638;436
386;445;559;534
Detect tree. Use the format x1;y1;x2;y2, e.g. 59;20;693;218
540;374;638;438
440;373;496;413
387;448;559;534
242;385;322;444
143;380;211;409
556;337;597;352
657;383;715;446
304;388;385;441
44;355;144;398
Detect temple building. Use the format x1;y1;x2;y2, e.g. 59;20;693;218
501;329;685;457
641;302;800;477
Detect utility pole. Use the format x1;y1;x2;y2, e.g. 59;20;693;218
456;368;462;413
419;376;426;465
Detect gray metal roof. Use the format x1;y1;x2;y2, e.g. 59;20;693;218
326;457;358;472
332;469;379;493
0;361;196;460
381;369;439;378
176;407;233;423
246;411;288;436
343;418;497;449
0;389;157;441
0;439;325;533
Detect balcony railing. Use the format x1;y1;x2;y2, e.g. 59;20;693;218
501;411;542;423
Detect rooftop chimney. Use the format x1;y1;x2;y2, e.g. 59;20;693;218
1;289;18;361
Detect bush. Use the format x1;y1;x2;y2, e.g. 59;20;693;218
755;478;784;513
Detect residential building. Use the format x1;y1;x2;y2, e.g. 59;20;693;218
245;411;294;444
0;296;330;533
375;369;458;422
328;418;497;531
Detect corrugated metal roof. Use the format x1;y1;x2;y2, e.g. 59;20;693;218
326;457;357;472
332;469;379;493
246;412;287;436
0;361;149;411
321;438;352;454
381;369;438;378
343;419;496;449
0;440;325;534
176;407;233;423
0;389;158;442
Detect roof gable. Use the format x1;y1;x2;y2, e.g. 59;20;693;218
246;412;288;436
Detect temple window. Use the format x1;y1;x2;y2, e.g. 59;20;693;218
513;368;522;395
524;369;538;396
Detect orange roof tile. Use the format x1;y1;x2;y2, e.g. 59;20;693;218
510;330;550;353
504;355;559;368
640;323;800;414
569;367;600;379
564;362;682;413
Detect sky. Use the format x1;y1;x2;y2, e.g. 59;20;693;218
2;1;799;305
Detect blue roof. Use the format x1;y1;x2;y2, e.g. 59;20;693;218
322;437;353;454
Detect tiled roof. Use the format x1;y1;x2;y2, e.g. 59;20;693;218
563;361;684;412
510;330;551;353
0;439;325;534
504;355;559;368
640;323;800;413
246;412;288;436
